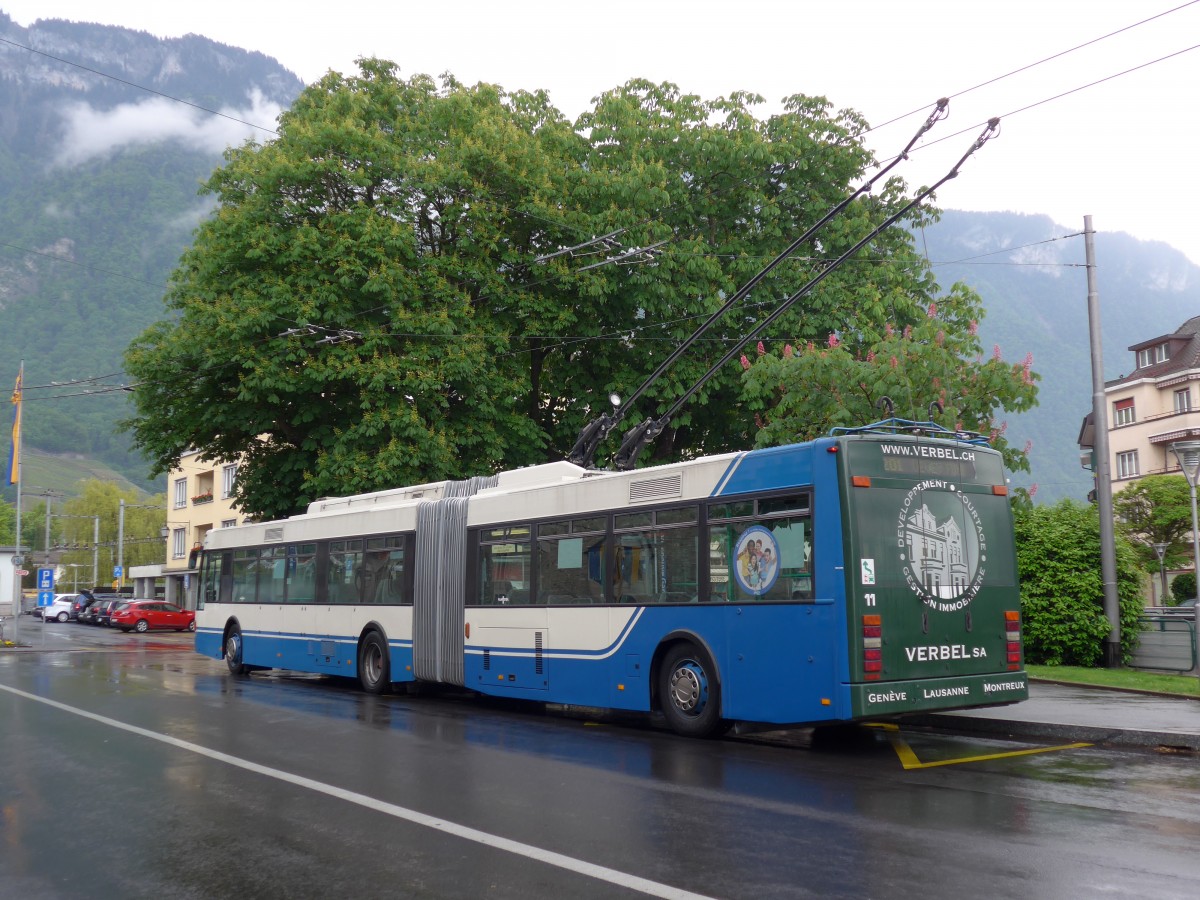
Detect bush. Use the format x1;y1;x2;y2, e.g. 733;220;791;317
1014;499;1144;666
1170;572;1196;605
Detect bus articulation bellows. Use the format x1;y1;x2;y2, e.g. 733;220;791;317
195;423;1027;737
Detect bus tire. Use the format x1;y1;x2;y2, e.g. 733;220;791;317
358;631;390;695
225;624;248;676
658;642;725;738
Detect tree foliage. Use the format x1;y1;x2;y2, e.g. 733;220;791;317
17;481;167;583
1170;572;1196;604
1112;474;1194;571
125;60;1002;519
739;286;1039;473
0;498;14;544
1013;499;1143;666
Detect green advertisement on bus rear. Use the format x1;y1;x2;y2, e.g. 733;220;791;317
838;435;1027;716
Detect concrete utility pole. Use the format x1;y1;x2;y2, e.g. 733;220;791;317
43;495;51;566
117;499;125;589
1085;216;1122;667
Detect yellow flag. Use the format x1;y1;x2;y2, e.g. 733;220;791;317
7;368;20;485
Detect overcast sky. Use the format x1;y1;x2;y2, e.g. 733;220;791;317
5;0;1200;265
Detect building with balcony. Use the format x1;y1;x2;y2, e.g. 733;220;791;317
1079;315;1200;488
157;450;247;607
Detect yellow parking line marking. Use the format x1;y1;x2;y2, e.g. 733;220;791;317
866;723;1090;769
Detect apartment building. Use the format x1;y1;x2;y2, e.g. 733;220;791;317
1079;314;1200;487
158;450;247;607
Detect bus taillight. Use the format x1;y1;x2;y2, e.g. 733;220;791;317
863;615;883;680
1004;610;1022;670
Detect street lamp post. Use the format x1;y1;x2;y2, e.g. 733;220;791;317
1170;441;1200;600
1169;440;1200;681
1151;542;1170;606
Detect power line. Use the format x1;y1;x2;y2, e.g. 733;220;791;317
0;240;172;290
866;0;1200;136
0;35;280;136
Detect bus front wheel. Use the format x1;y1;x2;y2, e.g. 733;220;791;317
658;643;726;738
225;625;248;676
358;631;390;695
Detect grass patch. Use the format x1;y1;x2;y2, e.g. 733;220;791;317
1027;664;1200;698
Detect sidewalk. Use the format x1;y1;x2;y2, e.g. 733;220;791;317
912;680;1200;750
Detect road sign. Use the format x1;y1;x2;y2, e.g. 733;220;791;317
38;568;55;591
113;565;123;579
15;569;28;577
37;590;53;607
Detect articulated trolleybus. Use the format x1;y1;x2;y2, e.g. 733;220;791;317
195;421;1027;737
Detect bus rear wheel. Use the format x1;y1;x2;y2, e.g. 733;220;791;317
358;631;390;695
658;643;726;738
225;625;248;676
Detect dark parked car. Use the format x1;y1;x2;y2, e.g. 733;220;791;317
71;591;98;622
81;593;123;625
111;600;196;633
93;598;124;627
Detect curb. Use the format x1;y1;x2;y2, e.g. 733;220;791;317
1028;677;1200;702
907;712;1200;752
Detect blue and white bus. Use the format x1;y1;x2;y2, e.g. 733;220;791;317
195;424;1028;736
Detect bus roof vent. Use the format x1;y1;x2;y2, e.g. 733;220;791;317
629;473;682;503
264;527;284;542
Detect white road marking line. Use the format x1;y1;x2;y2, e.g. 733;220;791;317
0;682;715;900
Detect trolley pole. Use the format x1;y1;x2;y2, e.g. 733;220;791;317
1085;216;1121;667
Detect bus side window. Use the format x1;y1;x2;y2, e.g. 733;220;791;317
473;528;531;606
328;539;363;604
219;551;233;603
362;536;405;604
231;548;258;603
706;513;810;603
614;511;698;605
201;552;226;608
286;544;318;604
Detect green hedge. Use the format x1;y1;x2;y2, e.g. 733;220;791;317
1014;499;1144;666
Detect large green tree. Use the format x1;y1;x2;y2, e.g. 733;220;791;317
125;60;977;518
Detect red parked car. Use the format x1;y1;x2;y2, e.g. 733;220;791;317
110;600;196;633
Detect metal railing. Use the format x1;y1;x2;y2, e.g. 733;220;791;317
1131;612;1198;673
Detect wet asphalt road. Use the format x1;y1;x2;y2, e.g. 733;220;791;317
2;620;1199;899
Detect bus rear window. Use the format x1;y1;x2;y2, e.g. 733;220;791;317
846;439;1004;484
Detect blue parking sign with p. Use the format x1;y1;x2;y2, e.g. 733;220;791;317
37;567;55;607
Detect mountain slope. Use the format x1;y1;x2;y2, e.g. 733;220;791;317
920;210;1200;501
0;12;303;494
